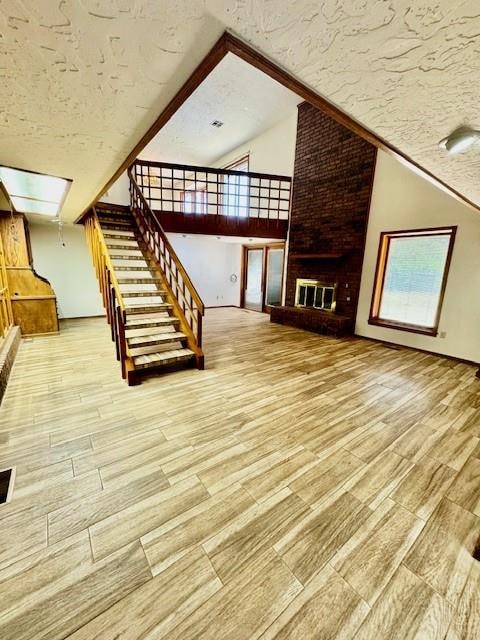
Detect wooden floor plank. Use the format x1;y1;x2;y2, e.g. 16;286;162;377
404;498;480;606
0;310;478;638
65;547;222;640
355;564;453;640
259;564;369;640
0;534;152;640
331;498;425;605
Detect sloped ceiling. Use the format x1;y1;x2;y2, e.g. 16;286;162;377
141;53;301;166
1;1;480;222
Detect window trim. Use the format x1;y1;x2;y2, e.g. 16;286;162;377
222;154;250;172
368;226;457;337
221;154;250;217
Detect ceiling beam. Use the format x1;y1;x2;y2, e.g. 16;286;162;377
76;30;480;222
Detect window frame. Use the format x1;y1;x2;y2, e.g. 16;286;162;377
180;184;207;215
368;226;457;337
221;154;250;217
223;154;250;172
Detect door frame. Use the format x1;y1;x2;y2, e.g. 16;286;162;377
241;242;285;313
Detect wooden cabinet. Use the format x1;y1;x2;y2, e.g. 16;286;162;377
0;213;59;336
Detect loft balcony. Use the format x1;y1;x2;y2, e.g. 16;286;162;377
129;159;291;239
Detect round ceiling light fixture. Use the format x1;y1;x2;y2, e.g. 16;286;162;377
439;129;480;154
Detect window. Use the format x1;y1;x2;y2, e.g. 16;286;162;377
181;186;207;214
369;226;456;336
222;155;249;217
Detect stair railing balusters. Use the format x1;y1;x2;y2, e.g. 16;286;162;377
128;166;205;369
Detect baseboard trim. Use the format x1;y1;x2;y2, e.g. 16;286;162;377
60;314;106;320
205;305;240;309
356;333;479;370
0;326;21;404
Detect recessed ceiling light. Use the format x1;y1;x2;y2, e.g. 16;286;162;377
0;166;71;217
439;129;480;154
211;120;224;128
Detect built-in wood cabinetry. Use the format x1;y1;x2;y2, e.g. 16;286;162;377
0;212;59;336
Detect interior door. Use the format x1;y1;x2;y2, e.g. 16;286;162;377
244;248;264;312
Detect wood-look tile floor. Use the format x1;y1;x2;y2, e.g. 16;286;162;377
0;308;479;639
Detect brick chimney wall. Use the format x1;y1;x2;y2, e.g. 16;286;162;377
285;102;377;319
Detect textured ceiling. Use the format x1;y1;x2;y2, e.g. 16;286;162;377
1;1;480;222
141;53;300;165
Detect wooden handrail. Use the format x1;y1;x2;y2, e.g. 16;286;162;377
0;225;13;341
131;159;291;221
128;170;204;313
128;166;205;351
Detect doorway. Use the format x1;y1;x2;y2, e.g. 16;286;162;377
242;243;285;313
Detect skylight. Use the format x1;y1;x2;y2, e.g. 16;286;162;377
0;166;71;217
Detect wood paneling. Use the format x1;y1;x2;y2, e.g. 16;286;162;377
0;213;58;336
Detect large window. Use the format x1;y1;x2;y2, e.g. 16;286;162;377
222;155;249;217
369;227;456;336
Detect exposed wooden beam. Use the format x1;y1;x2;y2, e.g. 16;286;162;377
76;30;480;223
223;32;480;214
76;34;230;223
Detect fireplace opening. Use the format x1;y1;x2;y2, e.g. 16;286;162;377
295;279;336;312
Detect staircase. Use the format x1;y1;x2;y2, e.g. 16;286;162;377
84;201;204;385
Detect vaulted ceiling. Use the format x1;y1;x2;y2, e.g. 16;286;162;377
141;53;301;166
1;1;480;222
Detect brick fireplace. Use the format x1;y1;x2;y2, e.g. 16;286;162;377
271;102;377;337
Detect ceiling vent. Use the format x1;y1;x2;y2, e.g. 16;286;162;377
211;120;224;128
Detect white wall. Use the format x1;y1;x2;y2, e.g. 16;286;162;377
29;222;104;319
102;171;130;206
167;233;242;307
356;150;480;363
213;112;298;176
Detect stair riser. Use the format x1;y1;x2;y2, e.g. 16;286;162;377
117;279;162;285
125;306;172;315
106;244;139;251
125;320;178;330
122;292;167;298
103;234;137;241
134;354;194;370
128;338;187;355
100;224;134;231
130;339;179;349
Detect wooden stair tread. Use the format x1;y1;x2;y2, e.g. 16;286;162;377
121;290;167;298
117;278;161;284
124;303;172;314
106;242;139;249
125;315;178;328
98;218;133;226
125;325;178;338
99;223;134;231
133;348;194;369
103;232;136;240
128;333;187;354
113;264;151;278
109;251;144;257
